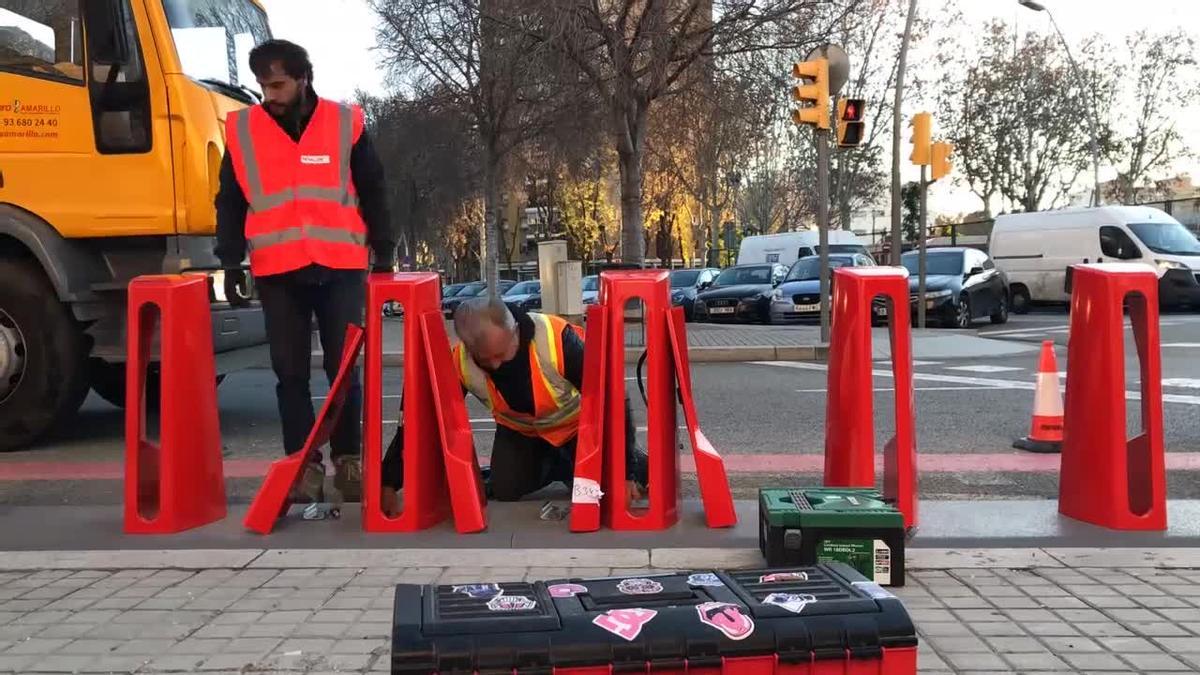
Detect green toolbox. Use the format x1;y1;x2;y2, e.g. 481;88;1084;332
758;487;907;587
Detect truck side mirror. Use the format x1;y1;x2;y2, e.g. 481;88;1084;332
87;0;131;65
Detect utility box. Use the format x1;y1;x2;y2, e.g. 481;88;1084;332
556;260;583;319
537;240;569;315
759;487;907;586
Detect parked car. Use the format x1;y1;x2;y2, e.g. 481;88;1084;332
442;282;470;299
990;206;1200;311
503;280;542;311
441;280;516;316
582;275;600;305
874;248;1009;328
693;263;788;323
669;268;720;320
770;254;875;323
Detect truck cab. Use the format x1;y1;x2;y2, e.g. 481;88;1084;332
0;0;271;450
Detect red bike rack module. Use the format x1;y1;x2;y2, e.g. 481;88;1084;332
360;271;487;530
124;275;226;534
244;325;364;534
1060;263;1166;531
600;270;734;531
569;303;609;533
824;267;918;530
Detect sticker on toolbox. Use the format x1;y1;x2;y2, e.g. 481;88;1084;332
617;578;664;595
763;592;818;614
759;571;808;583
852;580;896;600
548;583;588;598
451;584;503;600
486;594;537;612
687;573;724;588
696;602;755;641
592;608;657;641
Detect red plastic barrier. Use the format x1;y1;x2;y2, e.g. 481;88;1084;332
363;273;451;532
602;270;679;530
667;307;737;528
569;303;609;533
1059;263;1166;530
419;311;487;533
124;275;225;534
244;325;364;534
825;267;917;530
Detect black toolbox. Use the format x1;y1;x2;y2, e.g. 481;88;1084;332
390;563;918;674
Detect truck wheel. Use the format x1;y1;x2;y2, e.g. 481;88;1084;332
91;360;223;410
0;257;90;452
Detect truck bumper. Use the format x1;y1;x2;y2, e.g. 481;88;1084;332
1158;269;1200;308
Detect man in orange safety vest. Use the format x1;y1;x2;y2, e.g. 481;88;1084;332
216;40;394;504
381;298;648;515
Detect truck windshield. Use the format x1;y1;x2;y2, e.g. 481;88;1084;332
1128;222;1200;256
161;0;270;100
785;256;855;282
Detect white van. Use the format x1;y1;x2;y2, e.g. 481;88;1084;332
990;206;1200;311
736;230;868;267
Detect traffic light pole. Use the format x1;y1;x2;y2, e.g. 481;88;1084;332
917;164;928;330
816;127;831;344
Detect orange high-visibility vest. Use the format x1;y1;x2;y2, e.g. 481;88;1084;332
224;98;369;277
455;313;583;447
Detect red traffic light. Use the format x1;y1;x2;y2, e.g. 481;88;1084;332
839;98;865;122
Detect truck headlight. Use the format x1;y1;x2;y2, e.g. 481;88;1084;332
925;289;953;300
1156;259;1187;272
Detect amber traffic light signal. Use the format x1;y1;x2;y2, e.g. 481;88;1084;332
790;59;830;130
836;97;865;148
909;112;931;165
931;141;954;181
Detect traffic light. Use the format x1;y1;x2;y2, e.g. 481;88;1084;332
909;112;931;165
790;59;829;130
931;141;954;181
836;97;866;148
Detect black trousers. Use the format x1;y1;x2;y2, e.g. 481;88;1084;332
257;267;365;459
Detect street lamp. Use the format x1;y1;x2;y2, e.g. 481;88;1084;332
1017;0;1102;207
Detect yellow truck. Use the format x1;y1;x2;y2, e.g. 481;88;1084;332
0;0;271;450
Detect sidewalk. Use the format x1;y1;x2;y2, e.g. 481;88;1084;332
0;550;1198;674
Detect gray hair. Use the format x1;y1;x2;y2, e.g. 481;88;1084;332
453;297;516;351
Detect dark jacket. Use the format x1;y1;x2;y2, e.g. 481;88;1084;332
381;305;586;491
214;91;395;272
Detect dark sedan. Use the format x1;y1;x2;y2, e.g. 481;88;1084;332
693;263;788;323
441;280;517;316
502;280;542;311
770;254;875;323
669;268;720;320
873;248;1009;328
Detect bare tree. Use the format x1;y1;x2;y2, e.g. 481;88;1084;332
1105;30;1199;203
523;0;854;265
370;0;572;293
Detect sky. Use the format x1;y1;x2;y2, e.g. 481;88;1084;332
258;0;1200;219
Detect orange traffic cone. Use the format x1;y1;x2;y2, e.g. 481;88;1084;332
1014;340;1064;453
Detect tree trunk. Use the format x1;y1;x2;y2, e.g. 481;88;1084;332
615;103;648;266
482;153;501;297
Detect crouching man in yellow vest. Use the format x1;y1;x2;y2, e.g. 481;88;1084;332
380;297;648;515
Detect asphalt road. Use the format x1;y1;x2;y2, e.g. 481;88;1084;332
4;307;1200;505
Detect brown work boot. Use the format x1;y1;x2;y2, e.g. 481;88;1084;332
333;456;362;503
290;461;325;504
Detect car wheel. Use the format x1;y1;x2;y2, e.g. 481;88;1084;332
955;294;973;329
990;293;1009;324
1010;285;1032;315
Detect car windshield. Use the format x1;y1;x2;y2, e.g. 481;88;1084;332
902;252;964;276
443;284;467;297
1128;222;1200;256
458;282;485;297
581;276;598;291
714;266;774;286
670;270;702;288
785;256;855;281
505;281;540;296
161;0;271;101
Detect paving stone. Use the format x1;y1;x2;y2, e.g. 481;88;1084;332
32;623;95;639
1073;622;1135;637
1106;607;1165;622
927;636;991;653
0;655;35;672
58;639;121;654
3;638;72;654
1096;635;1161;653
224;637;282;654
332;638;385;655
1059;652;1130;671
1040;635;1104;653
112;638;177;654
941;652;1008;670
915;622;973;637
1129;622;1194;637
966;621;1027;637
140;654;207;672
1157;607;1200;621
1001;652;1069;670
20;654;99;673
165;638;230;655
1122;652;1193;671
290;623;348;639
1003;608;1058;622
1053;608;1110;623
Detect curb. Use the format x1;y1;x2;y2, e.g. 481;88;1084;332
311;345;828;368
2;547;1199;571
